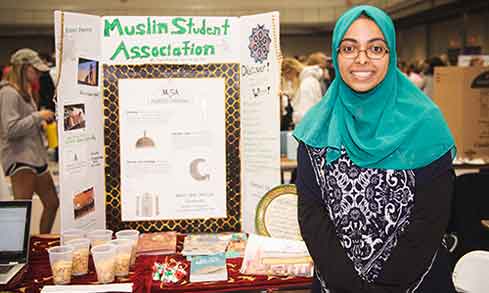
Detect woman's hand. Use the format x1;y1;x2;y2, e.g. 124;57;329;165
39;109;54;122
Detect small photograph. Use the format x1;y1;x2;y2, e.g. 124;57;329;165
135;130;156;149
64;103;86;131
77;57;98;86
73;187;95;219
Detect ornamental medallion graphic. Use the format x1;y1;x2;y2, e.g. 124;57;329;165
248;24;272;63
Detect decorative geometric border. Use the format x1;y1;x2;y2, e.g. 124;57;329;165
102;63;241;233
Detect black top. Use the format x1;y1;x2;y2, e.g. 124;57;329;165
296;142;456;293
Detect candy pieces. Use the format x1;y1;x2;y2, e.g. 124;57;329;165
152;261;187;283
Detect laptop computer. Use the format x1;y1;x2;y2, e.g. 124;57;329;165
0;200;31;285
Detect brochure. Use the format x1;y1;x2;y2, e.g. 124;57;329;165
136;232;177;255
240;234;313;277
189;253;228;282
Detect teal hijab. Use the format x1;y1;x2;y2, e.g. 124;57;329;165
293;5;455;169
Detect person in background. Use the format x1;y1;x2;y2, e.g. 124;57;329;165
281;57;323;126
469;56;484;66
0;48;58;234
2;65;11;80
39;52;58;163
295;55;308;63
38;53;56;113
398;60;408;75
0;63;8;200
407;63;425;89
294;5;456;292
306;52;330;95
423;56;445;98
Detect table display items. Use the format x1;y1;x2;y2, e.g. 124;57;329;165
152;259;188;284
60;228;85;245
225;233;248;258
14;232;313;292
65;238;90;276
47;246;74;285
115;229;140;266
87;229;114;247
240;234;314;277
110;239;133;277
181;233;233;256
189;253;228;283
91;244;117;284
136;232;177;256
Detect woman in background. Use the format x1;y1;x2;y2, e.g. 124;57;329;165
422;56;445;98
0;48;58;234
281;57;323;126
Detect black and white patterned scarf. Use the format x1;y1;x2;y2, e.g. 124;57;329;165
307;146;415;283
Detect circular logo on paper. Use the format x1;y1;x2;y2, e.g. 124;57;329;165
248;24;272;64
190;158;210;181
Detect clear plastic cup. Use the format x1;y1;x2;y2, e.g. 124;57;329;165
87;229;113;248
91;244;116;284
110;239;133;277
48;245;73;285
65;238;90;276
115;229;140;266
61;228;84;245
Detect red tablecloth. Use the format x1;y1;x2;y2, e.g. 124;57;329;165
0;235;312;293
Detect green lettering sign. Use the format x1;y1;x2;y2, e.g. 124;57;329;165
104;18;123;37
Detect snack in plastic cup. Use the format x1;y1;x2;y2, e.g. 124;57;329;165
87;229;113;247
110;239;133;277
115;229;140;266
65;238;90;276
61;228;84;245
48;245;73;284
91;244;116;284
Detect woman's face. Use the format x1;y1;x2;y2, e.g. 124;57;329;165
338;17;389;92
25;65;40;83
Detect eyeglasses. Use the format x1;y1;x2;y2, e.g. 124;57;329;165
337;43;389;60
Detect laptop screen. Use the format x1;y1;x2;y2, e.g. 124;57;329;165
0;201;31;263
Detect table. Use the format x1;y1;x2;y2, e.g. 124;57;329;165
0;235;312;293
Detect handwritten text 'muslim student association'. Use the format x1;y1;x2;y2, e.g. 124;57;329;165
104;17;232;60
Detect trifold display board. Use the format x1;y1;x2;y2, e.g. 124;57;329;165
55;11;281;234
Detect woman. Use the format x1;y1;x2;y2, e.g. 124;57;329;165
281;57;323;126
0;48;58;234
422;56;445;98
294;6;456;292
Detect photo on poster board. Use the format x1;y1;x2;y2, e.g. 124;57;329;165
73;187;95;219
135;130;156;149
77;57;98;86
135;192;161;218
63;103;86;131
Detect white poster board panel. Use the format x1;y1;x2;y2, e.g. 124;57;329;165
118;78;227;221
55;11;106;231
239;12;281;233
102;16;240;64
